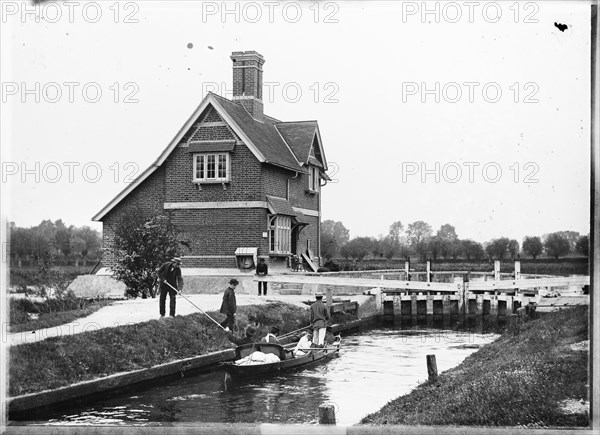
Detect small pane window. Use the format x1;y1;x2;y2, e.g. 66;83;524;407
207;155;216;179
218;154;227;178
268;215;292;254
193;153;230;183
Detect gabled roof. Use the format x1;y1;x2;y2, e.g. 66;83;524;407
93;92;325;222
211;94;303;172
275;121;327;171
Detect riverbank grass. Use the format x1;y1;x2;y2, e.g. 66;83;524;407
10;297;115;333
361;305;589;427
9;301;315;396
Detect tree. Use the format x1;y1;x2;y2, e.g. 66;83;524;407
54;219;73;258
340;237;373;261
380;235;397;260
388;221;404;245
111;213;180;298
406;221;432;261
508;239;520;260
522;236;543;259
436;224;458;259
544;233;571;259
545;230;579;251
485;237;510;260
575;235;589;257
74;226;101;263
321;220;350;246
427;236;441;261
321;232;339;260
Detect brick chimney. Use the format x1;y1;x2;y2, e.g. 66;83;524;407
231;50;264;121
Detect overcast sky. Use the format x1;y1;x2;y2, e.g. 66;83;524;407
0;0;592;244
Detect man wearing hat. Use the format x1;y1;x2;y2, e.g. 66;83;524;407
220;278;239;332
310;292;330;346
157;257;183;318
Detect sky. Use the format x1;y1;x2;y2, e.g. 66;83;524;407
0;0;593;244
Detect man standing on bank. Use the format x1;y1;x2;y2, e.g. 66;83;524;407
310;292;330;346
157;257;183;318
220;278;238;332
256;258;268;296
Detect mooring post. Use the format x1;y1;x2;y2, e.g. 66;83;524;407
426;354;438;382
319;404;336;424
426;260;431;282
494;260;501;282
457;281;465;321
326;287;333;312
514;260;521;280
405;259;410;281
510;314;520;335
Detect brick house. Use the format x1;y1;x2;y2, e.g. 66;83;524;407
93;51;329;271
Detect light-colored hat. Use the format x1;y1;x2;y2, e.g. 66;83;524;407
315;292;323;299
172;257;182;263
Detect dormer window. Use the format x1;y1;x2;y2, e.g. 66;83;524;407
193;153;230;183
308;166;319;193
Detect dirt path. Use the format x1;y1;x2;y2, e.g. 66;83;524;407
5;294;366;347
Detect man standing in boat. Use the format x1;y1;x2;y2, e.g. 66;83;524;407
220;278;238;332
310;293;330;347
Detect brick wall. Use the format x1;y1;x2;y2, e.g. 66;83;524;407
101;166;166;268
171;208;268;256
167;107;263;202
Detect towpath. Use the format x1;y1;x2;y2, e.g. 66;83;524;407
5;294;370;348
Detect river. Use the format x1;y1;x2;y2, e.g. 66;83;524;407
19;323;500;427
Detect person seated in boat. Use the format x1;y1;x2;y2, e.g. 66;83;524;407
293;330;313;357
261;326;281;344
324;326;336;345
226;325;258;346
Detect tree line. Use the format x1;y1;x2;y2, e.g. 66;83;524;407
321;220;589;262
9;220;102;267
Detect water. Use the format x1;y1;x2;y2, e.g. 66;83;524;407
19;325;499;427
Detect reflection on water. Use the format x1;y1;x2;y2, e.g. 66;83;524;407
17;324;500;426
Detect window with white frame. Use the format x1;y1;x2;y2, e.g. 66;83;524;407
193;153;230;182
269;215;291;253
308;166;319;192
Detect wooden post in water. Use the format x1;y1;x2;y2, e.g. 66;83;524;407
326;287;333;312
319;404;336;424
405;259;410;281
457;281;465;321
510;314;520;335
426;354;438;382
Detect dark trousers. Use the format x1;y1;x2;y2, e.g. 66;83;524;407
159;286;177;316
257;281;267;295
220;314;235;330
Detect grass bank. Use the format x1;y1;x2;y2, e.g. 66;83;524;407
9;297;115;333
9;301;355;396
361;306;589;427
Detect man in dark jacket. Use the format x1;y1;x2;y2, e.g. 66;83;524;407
256;258;268;296
226;325;257;346
310;292;330;346
157;257;183;318
220;278;238;331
